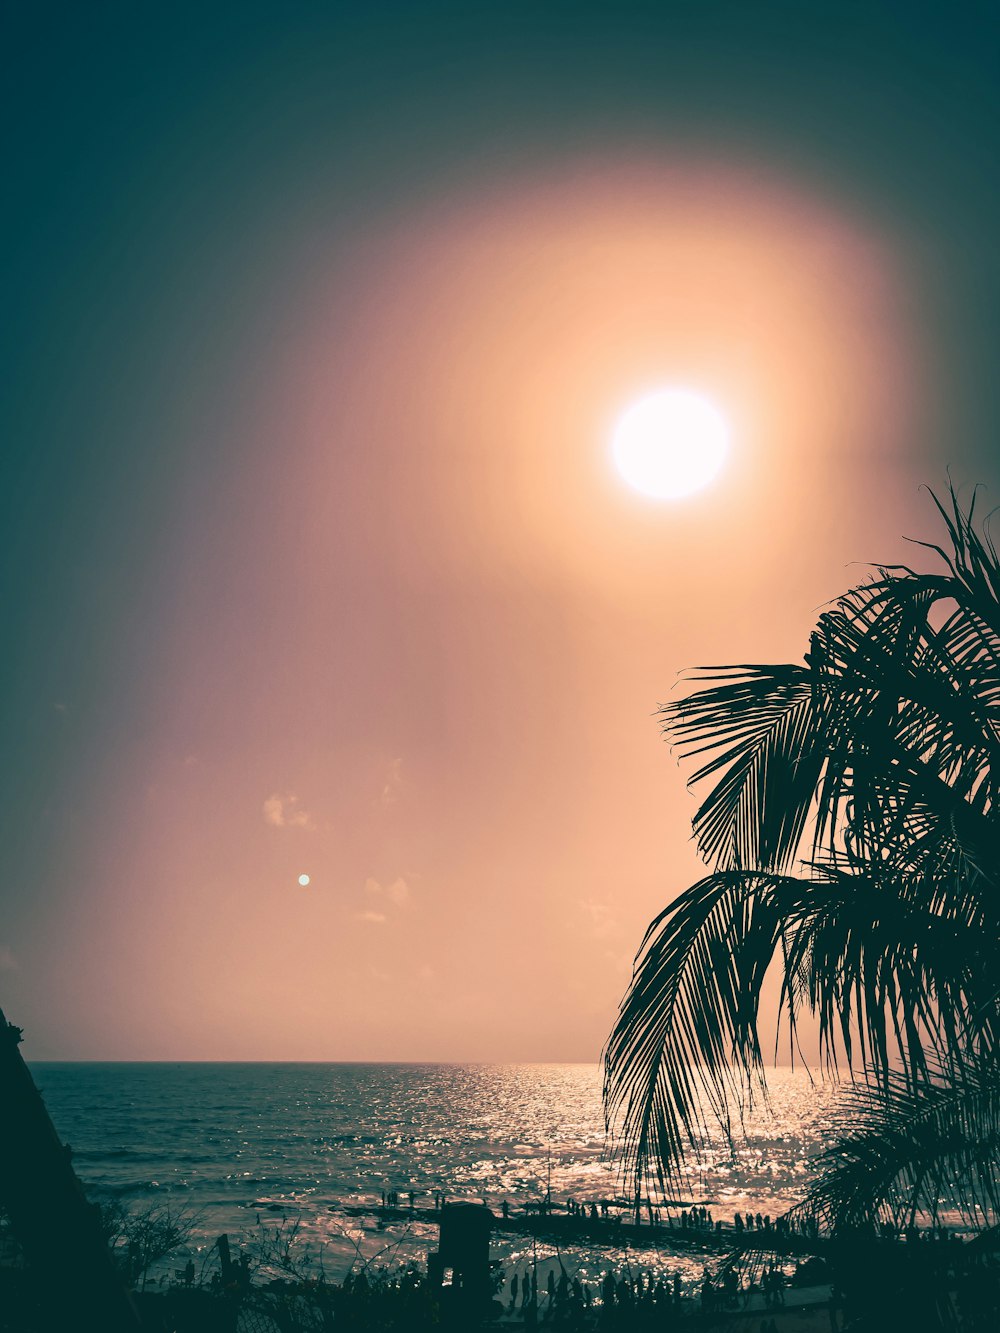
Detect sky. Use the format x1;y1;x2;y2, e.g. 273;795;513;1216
3;2;1000;1060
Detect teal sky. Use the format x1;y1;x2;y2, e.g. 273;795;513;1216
3;3;1000;1059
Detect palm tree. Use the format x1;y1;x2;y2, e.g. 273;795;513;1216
604;487;1000;1233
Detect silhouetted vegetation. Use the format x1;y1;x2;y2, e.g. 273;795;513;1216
605;486;1000;1259
99;1199;200;1290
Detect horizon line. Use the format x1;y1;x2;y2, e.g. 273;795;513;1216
25;1057;608;1065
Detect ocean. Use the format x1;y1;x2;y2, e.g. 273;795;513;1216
28;1062;843;1293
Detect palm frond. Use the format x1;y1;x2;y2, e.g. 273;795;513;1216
603;871;791;1189
799;1059;1000;1231
605;861;1000;1189
606;484;1000;1224
775;864;1000;1086
661;667;826;873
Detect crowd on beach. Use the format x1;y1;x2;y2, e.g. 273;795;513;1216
502;1257;816;1323
377;1186;825;1243
505;1265;685;1325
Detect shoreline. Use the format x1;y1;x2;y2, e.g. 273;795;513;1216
340;1199;825;1252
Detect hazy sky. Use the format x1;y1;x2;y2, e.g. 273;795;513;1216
4;3;1000;1059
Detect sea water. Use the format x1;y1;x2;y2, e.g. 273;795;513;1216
28;1062;843;1291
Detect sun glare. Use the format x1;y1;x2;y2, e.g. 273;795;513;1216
612;388;729;500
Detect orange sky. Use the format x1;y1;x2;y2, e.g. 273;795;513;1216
23;157;937;1060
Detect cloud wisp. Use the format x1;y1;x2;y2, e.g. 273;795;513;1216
262;792;314;830
354;876;413;925
379;758;404;807
365;876;410;906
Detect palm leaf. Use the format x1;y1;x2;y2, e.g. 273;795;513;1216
661;666;827;872
603;871;790;1189
799;1059;1000;1231
606;485;1000;1221
605;861;1000;1189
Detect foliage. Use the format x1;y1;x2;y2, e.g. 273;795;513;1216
227;1259;443;1333
604;486;1000;1231
99;1197;198;1288
797;1057;1000;1232
242;1213;332;1283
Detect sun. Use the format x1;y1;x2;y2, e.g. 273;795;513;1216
612;388;729;500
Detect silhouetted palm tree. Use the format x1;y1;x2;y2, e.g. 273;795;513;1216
604;488;1000;1231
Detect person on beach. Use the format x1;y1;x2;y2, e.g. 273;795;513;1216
524;1282;537;1328
700;1273;714;1311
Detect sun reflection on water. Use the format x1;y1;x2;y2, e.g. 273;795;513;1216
34;1061;847;1291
